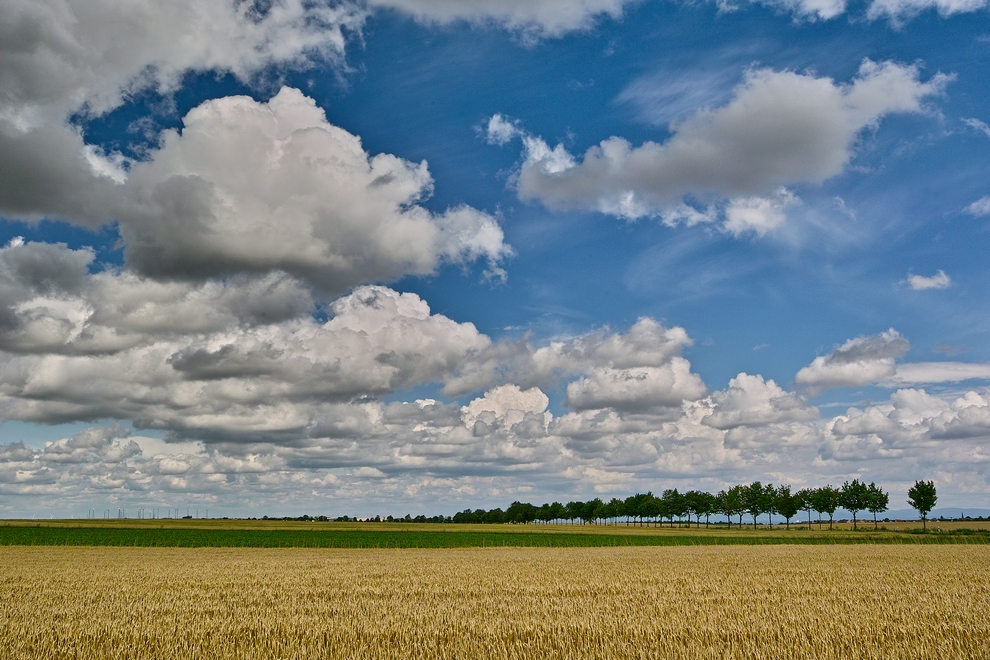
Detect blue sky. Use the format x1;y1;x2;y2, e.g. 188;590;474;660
0;0;988;518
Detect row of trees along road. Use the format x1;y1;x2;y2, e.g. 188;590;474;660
452;480;939;531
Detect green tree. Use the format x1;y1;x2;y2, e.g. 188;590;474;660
538;503;552;524
565;501;583;524
506;501;538;524
549;501;566;524
657;491;673;527
623;494;639;526
640;492;661;527
698;491;717;528
762;483;777;528
864;483;889;530
840;480;869;531
775;485;800;530
685;490;705;528
743;481;766;529
636;491;653;527
907;480;938;531
452;509;479;524
795;488;814;530
483;507;504;524
585;498;605;524
715;490;730;528
663;489;687;527
727;484;746;527
609;497;627;525
810;486;840;530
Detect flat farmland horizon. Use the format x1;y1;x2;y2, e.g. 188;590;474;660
2;518;989;549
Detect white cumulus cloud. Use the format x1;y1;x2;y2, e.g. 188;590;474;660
795;329;910;392
906;270;951;290
527;319;708;413
964;196;990;217
0;241;496;440
496;60;948;226
0;0;367;224
565;362;707;412
703;373;819;429
822;388;990;462
485;114;523;146
794;329;990;393
116;88;509;293
723;188;800;237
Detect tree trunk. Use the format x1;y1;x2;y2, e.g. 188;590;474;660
873;511;878;530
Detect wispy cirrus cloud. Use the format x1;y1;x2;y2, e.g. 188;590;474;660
366;0;638;39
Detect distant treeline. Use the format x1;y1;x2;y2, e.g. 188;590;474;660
266;480;944;531
447;481;894;531
420;480;930;531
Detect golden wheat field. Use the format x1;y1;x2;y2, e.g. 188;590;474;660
1;545;988;659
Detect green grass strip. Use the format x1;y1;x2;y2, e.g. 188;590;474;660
1;527;988;548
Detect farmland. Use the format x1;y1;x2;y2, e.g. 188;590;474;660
1;519;988;548
1;545;988;659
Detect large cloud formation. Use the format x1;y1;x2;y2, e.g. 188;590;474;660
0;239;495;439
117;88;509;292
5;370;987;514
2;292;990;512
823;389;990;463
0;239;710;443
1;2;508;293
491;61;947;231
0;0;366;224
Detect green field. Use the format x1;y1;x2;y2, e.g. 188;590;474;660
2;520;988;548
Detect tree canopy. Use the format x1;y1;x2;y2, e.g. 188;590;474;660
907;481;938;531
